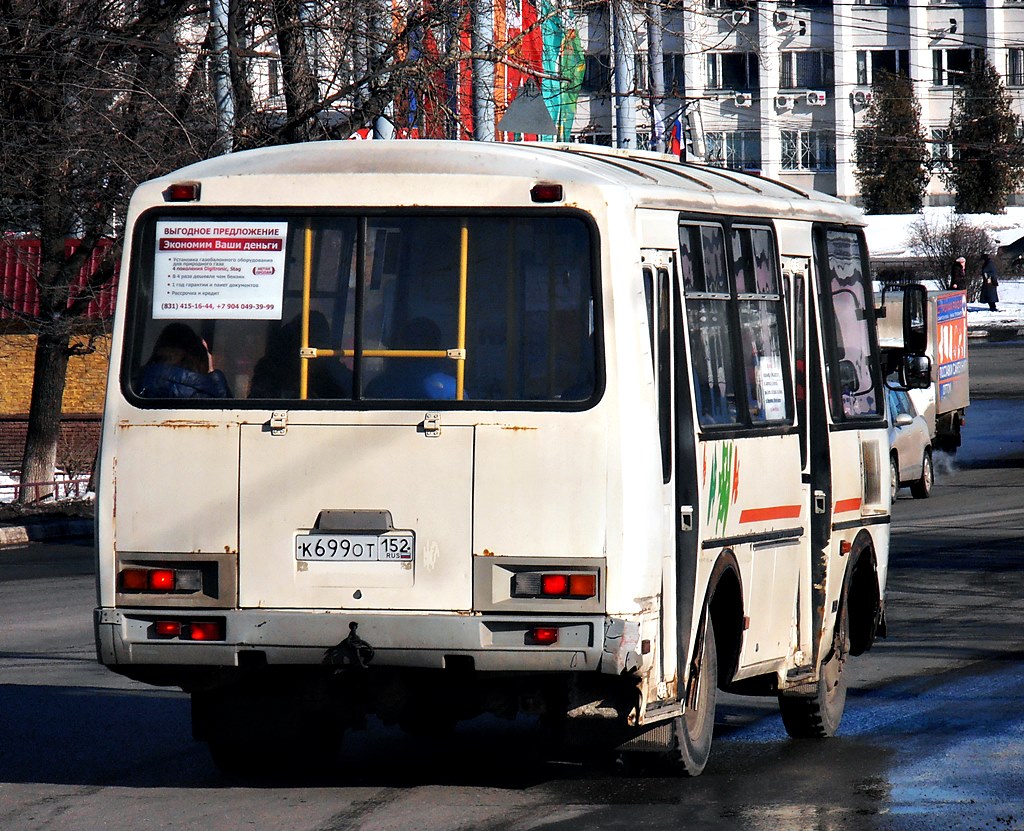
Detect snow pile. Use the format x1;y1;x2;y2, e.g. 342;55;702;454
863;206;1024;259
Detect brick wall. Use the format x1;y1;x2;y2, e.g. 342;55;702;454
0;333;110;471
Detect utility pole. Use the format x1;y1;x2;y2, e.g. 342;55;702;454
211;0;235;155
647;0;666;152
612;0;637;149
472;0;496;141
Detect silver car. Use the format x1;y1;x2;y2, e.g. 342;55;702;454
887;387;934;500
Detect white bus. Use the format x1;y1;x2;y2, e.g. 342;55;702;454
94;141;927;776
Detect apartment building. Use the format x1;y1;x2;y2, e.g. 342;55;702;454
571;0;1024;206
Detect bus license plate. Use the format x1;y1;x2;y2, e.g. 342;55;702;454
294;532;414;562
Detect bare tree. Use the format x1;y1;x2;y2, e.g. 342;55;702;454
906;213;995;297
0;0;217;500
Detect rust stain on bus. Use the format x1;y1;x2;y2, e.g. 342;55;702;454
501;425;538;432
118;420;225;429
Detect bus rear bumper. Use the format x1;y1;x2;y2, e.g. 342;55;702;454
94;607;626;675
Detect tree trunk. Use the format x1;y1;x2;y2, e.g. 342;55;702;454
18;332;71;503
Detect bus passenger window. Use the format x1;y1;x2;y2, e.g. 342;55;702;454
138;323;232;399
687;299;739;426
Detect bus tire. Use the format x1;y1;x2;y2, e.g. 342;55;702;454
665;618;717;776
778;606;848;738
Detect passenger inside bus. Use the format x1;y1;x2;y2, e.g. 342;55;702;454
249;312;352;399
138;322;232;399
364;316;458;400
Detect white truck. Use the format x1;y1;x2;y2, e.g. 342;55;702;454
877;287;969;452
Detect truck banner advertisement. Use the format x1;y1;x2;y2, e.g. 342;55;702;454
935;293;967;400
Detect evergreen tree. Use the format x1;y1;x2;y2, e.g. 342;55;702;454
944;58;1024;214
854;71;929;214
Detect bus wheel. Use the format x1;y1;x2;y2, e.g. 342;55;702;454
778;609;848;738
665;618;717;776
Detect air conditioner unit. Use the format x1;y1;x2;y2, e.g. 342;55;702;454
733;92;754;108
805;90;827;107
852;90;873;107
773;9;793;27
731;9;750;25
775;94;795;110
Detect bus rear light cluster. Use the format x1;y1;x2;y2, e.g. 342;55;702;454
120;567;202;593
512;571;598;599
152;620;224;641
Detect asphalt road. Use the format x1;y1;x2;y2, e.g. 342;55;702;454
1;340;1023;830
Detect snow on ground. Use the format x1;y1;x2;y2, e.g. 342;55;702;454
963;278;1024;333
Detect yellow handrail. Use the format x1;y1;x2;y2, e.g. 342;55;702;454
456;221;468;400
299;222;313;400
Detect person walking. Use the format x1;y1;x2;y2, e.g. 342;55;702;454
950;257;968;291
980;254;1000;312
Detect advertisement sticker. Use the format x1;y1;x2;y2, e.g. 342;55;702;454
153;220;287;319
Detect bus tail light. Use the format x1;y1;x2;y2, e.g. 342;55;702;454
154;620;182;637
151;620;224;641
530;183;563;203
526;626;559;645
513;571;598;599
120;567;203;593
163;182;201;202
188;621;224;641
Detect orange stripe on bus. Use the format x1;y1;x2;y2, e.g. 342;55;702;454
834;498;862;514
739;505;802;523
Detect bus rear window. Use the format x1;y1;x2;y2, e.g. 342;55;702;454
124;213;597;407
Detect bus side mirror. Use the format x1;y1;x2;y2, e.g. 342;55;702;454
902;284;928;355
900;354;932;390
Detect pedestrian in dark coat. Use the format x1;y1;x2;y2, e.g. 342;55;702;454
980;254;1000;311
950;257;968;291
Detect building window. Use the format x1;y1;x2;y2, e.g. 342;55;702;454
705;131;762;170
1009;49;1024;86
583;53;611;93
855;50;911;85
574;133;613;147
707;52;760;90
929;128;955;172
268;58;281;98
781;130;836;171
663;53;685;95
779;51;834;90
932;49;981;86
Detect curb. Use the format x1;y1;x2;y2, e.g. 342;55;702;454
0;518;93;547
968;327;1024;341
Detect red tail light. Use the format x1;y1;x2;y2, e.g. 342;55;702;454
188;621;224;641
163;182;201;202
148;570;175;591
541;574;570;596
527;627;559;646
154;621;182;637
530;183;563;203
